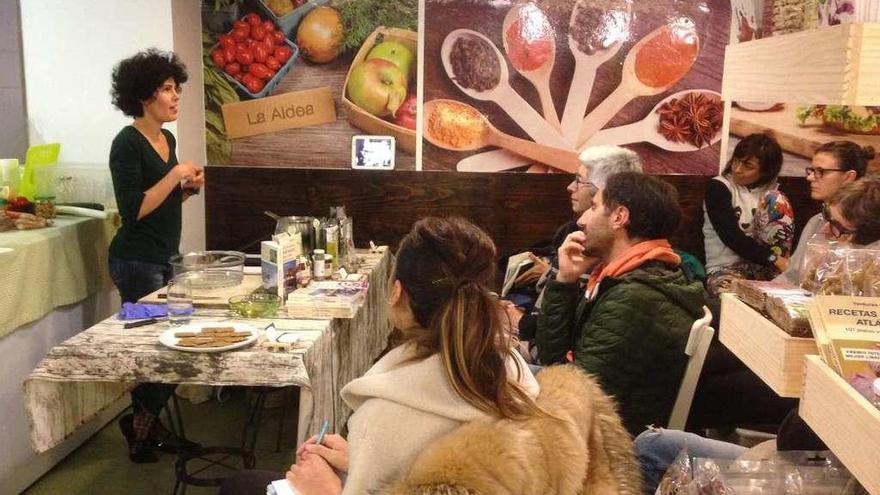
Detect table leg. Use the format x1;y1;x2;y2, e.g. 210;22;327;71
296;386;314;446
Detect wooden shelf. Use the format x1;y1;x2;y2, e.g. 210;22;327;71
718;294;817;397
722;23;880;106
801;355;880;495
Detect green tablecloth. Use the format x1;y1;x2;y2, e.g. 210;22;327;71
0;213;119;337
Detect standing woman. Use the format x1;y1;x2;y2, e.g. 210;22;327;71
109;48;204;462
703;133;794;294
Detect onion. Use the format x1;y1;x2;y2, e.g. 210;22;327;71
296;6;344;64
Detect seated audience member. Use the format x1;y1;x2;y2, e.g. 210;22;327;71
220;217;643;495
775;141;874;284
537;172;706;435
703;133;794;295
504;145;643;343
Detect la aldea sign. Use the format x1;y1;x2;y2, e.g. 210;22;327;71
221;86;336;139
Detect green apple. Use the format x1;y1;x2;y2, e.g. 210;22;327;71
366;40;414;81
347;59;408;117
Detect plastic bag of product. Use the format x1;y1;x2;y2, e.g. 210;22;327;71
655;445;692;495
841;248;880;297
800;239;848;295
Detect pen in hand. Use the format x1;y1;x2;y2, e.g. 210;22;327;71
315;419;330;446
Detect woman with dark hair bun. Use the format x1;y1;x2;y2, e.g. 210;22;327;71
703;133;795;294
108;48;203;462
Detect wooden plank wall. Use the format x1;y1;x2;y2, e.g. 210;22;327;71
204;167;817;263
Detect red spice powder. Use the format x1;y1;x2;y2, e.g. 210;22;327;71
634;23;698;88
505;14;553;71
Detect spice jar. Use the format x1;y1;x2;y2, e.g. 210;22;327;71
312;249;326;280
34;197;56;219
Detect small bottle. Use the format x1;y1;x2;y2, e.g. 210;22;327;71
312;249;326;280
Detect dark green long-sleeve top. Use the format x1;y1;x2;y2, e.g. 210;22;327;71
108;126;182;265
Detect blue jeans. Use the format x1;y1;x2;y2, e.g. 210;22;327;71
634;428;747;495
108;256;172;304
108;256;175;417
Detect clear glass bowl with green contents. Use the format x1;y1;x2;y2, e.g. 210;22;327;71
228;293;282;318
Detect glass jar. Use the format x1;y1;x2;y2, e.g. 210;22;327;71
34;197;56;219
312;249;326;280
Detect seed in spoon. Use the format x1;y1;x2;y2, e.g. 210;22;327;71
450;34;501;91
505;4;554;71
427;100;487;149
570;1;632;55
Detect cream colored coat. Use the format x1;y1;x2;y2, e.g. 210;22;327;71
340;343;540;495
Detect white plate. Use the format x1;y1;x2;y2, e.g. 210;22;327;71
159;321;259;353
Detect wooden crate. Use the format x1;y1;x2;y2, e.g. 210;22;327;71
722;23;880;106
719;293;817;397
341;27;417;153
801;355;880;495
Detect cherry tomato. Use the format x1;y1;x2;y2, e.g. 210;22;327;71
245;13;262;27
218;34;235;49
223;46;237;64
234;73;245;83
236;48;254;66
258;38;273;56
243;73;264;94
261;21;275;33
265;56;281;71
272;31;285;45
224;62;241;76
231;26;249;42
233;20;249;31
253;44;268;64
249;63;272;80
275;45;293;63
211;49;226;69
252;26;266;41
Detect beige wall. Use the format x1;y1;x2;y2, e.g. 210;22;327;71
0;0;27;160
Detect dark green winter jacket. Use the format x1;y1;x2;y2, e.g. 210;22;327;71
536;260;706;435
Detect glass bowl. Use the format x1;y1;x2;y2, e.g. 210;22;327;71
228;293;282;318
170;250;245;289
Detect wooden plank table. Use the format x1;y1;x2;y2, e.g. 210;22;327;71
25;249;392;454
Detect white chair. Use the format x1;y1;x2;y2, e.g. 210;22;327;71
668;305;714;430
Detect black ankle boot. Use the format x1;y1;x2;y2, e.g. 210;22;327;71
119;414;159;463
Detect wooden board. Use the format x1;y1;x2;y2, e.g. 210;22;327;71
226;52;417;170
801;355;880;495
719;293;818;397
723;23;880;106
139;274;264;309
730;107;880;169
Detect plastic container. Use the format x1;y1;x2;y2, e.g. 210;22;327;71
170;250;246;289
229;292;282;318
256;0;329;38
209;14;300;100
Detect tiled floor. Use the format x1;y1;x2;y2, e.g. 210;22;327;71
23;387;298;495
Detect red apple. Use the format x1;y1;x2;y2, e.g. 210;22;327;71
392;93;417;130
347;59;407;118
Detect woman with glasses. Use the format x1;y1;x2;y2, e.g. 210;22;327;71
108;49;204;462
775;140;874;284
703;133;794;295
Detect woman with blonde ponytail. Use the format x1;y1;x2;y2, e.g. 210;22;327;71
287;217;539;495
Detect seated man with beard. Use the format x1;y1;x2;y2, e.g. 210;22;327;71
537;172;706;434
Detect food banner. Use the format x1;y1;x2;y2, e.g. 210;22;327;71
201;0;739;174
727;0;880;176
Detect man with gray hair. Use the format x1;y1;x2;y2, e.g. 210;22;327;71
503;146;643;345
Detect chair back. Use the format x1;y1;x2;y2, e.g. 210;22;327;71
668;305;714;430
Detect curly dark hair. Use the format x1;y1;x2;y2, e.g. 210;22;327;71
721;133;783;187
111;49;188;118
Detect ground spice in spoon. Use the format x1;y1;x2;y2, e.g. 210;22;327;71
426;100;487;149
570;1;631;55
656;92;723;148
449;34;501;91
505;4;554;71
634;21;698;88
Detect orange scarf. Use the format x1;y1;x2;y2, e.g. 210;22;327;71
586;239;681;294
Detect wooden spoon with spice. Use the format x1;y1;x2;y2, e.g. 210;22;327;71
440;29;570;151
561;0;632;145
582;89;723;152
423;99;581;174
501;3;560;130
576;21;701;151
